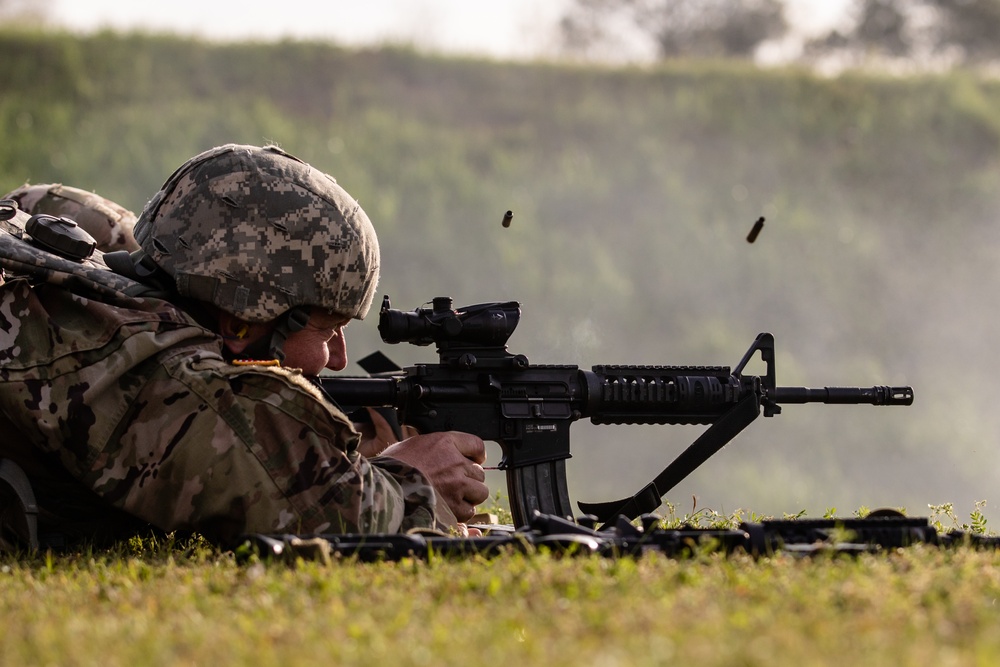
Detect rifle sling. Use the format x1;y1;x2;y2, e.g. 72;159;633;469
577;393;762;524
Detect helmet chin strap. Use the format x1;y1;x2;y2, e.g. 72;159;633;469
103;249;177;298
267;307;310;363
109;251;313;366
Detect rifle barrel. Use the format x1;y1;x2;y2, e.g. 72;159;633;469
774;386;913;406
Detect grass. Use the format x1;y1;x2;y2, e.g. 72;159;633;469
0;504;998;666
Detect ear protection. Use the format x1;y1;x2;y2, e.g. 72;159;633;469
235;325;249;340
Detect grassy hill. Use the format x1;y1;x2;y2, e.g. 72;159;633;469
2;28;1000;519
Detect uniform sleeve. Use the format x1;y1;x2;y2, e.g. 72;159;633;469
84;351;438;540
0;282;436;540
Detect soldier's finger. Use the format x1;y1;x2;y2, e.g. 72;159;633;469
467;463;486;483
451;433;487;464
453;502;476;523
464;480;490;507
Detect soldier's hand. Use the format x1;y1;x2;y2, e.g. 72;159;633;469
381;432;489;523
355;408;421;458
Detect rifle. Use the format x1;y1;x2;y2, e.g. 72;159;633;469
319;296;913;528
244;510;994;563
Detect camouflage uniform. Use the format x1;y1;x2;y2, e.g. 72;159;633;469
3;183;140;253
0;147;439;543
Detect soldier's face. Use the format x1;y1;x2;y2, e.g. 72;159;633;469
281;309;351;376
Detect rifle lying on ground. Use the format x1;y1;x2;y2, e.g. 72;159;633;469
244;510;997;563
319;296;913;528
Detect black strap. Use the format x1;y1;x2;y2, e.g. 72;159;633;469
267;307;310;363
576;394;762;523
103;249;176;298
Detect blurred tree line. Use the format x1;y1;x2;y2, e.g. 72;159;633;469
561;0;787;60
560;0;1000;69
0;0;50;23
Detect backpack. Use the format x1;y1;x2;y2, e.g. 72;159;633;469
0;197;158;551
3;183;139;253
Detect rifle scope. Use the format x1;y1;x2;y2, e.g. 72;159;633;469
378;295;520;348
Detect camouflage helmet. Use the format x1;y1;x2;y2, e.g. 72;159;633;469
133;144;380;322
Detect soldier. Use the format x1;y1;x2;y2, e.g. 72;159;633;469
0;144;489;547
3;182;141;253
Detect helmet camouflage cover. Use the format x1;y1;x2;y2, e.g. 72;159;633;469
134;144;380;322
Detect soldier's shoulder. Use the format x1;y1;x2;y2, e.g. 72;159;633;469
172;354;354;429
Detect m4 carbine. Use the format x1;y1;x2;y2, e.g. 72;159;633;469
319;296;913;528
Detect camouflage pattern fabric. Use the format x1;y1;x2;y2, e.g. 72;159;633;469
3;183;139;253
134;144;381;323
0;279;438;539
0;204;145;301
0;207;437;541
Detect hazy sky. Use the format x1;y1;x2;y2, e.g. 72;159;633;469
46;0;850;62
48;0;574;60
